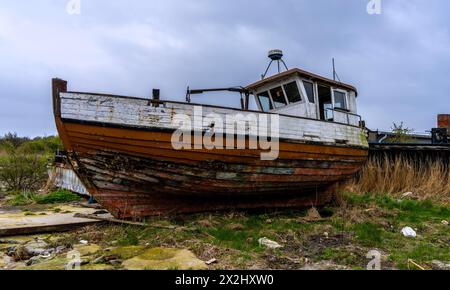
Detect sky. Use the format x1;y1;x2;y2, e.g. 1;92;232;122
0;0;449;137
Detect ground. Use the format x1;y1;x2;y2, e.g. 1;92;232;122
0;192;449;270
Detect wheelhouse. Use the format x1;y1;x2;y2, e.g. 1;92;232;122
246;68;361;127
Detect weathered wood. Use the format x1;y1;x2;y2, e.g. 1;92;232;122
0;214;101;237
74;213;147;226
52;79;368;219
73;213;183;230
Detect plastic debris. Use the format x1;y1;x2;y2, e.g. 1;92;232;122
205;258;218;265
258;237;283;249
401;227;417;238
401;192;413;198
79;240;88;245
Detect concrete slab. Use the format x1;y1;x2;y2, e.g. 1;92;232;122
0;205;110;237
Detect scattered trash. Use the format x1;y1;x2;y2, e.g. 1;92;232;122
323;232;329;239
79;240;88;245
205;258;218;265
401;192;414;198
408;259;426;270
401;227;417;238
441;220;449;226
258;237;283;249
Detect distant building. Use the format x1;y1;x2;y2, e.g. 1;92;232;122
369;115;449;145
438;114;450;134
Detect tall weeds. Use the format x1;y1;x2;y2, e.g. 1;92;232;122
345;155;450;204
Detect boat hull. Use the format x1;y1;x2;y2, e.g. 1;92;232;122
52;79;369;218
63;123;366;218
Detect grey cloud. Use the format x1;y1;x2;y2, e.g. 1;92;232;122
0;0;449;136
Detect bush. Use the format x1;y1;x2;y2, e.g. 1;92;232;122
0;134;63;192
0;143;49;192
0;132;30;148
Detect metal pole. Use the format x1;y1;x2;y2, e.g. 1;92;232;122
332;58;336;81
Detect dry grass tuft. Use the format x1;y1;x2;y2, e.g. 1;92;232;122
345;155;450;204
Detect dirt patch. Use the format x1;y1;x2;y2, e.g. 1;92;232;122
303;233;352;255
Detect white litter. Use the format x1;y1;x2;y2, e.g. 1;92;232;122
79;240;88;245
441;220;449;226
258;237;283;249
205;258;218;265
401;227;417;238
401;192;414;198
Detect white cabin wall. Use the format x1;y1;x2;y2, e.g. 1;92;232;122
348;91;357;114
273;103;309;117
60;93;368;148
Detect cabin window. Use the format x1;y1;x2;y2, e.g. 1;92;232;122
283;82;302;103
257;91;273;112
318;85;333;121
333;90;347;110
270;86;287;108
303;81;315;103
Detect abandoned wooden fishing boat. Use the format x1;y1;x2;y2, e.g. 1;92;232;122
52;50;369;218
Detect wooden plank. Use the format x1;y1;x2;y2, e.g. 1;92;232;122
0;214;102;237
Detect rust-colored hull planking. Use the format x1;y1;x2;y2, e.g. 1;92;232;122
52;77;369;219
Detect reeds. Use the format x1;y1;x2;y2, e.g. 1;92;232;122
345;155;450;204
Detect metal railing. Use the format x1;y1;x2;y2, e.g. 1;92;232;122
325;108;362;127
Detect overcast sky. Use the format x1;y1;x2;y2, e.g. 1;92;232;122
0;0;449;137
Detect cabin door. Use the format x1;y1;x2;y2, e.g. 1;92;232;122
300;80;317;119
317;84;333;121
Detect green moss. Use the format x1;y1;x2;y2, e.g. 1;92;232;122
107;246;146;259
122;248;207;270
82;264;114;270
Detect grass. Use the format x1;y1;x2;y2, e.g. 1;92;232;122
3;152;448;270
34;189;80;204
333;192;450;269
353;222;384;246
13;190;448;270
345;155;450;205
7;191;38;206
346;193;450;224
7;189;80;206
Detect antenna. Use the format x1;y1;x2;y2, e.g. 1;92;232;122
332;58;336;81
332;58;341;83
261;49;289;79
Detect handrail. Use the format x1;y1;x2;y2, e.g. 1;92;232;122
325;108;362;126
